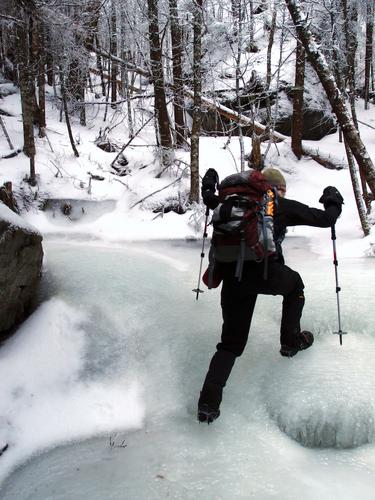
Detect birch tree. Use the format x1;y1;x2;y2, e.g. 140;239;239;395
284;0;375;201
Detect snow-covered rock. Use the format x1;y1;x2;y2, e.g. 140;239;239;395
0;203;43;333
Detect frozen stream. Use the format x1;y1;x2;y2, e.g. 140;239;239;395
1;237;375;499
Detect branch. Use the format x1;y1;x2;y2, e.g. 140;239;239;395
357;119;375;131
110;113;156;168
130;169;188;209
0;14;23;24
92;48;150;78
302;146;346;170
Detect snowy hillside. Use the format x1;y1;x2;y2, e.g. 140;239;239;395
1;74;375;257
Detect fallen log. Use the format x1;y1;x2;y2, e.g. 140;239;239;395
89;67;141;94
183;88;288;143
93;48;347;170
302;146;346;170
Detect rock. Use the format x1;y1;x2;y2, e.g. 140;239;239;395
274;109;337;140
0;182;19;213
0;203;43;334
96;140;118;152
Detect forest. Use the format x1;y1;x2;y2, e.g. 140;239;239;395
0;0;375;234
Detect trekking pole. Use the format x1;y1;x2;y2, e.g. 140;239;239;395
331;225;347;345
192;205;210;300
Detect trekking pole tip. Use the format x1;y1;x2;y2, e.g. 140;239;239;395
333;330;347;345
192;288;204;300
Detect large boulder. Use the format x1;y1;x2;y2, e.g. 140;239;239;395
0;203;43;333
273;108;337;140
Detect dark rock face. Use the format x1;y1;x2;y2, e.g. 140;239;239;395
274;109;337;141
0;209;43;333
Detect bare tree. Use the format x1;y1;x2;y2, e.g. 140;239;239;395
190;0;204;203
16;4;37;185
284;0;375;200
147;0;173;162
110;1;118;108
265;4;277;124
291;39;305;159
343;137;370;236
169;0;186;147
36;20;46;137
364;0;374;110
59;65;80;158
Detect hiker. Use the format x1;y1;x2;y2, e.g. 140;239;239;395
198;167;343;424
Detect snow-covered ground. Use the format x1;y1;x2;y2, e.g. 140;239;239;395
1;77;375;254
1;64;375;497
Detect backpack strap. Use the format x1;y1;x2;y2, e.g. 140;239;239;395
235;230;246;281
207;244;216;289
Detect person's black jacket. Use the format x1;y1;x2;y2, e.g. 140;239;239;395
273;197;341;260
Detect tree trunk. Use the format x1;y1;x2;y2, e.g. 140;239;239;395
291;39;305;159
265;6;277;124
29;18;39;126
341;0;369;207
110;2;118;108
84;0;101;52
169;0;186;147
95;34;106;97
46;47;54;87
190;0;203;203
248;0;255;51
17;11;36;185
330;4;344;144
59;67;79;158
249;134;263;169
284;0;375;199
37;22;46;137
344;137;370;236
234;0;245;171
341;0;358;129
0;26;4;75
147;0;172;157
120;12;134;138
364;1;374;111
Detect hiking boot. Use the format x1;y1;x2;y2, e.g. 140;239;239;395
280;330;314;358
197;403;220;424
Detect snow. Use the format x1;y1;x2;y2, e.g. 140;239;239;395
0;294;144;481
0;202;41;236
1;40;375;496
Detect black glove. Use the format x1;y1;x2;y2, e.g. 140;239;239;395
319;186;344;213
201;168;219;193
201;169;220;209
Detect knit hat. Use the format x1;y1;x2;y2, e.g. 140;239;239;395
262;168;286;189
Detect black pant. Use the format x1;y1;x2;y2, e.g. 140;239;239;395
199;259;305;411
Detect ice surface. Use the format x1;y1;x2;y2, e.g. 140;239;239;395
1;238;375;499
264;335;375;448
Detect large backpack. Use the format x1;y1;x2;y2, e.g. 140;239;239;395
203;169;277;288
